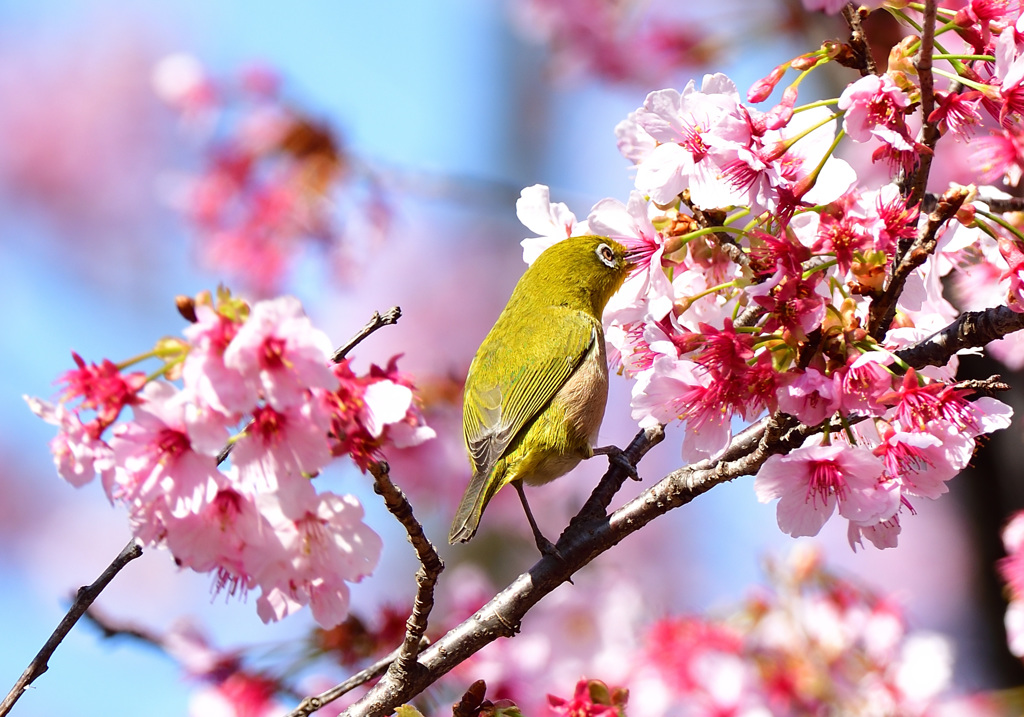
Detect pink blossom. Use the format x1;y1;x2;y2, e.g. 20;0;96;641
230;400;331;517
631;356;732;462
754;443;894;538
109;381;225;519
189;673;282;717
848;515;902;550
876;425;973;500
995;26;1024;122
252;491;383;627
222;295;337;411
182;304;248;415
25;396;114;487
882;369;1013;436
837;74;914;152
614;110;656;164
632;75;752;208
548;679;626;717
517;184;588;264
324;356;434;469
997;235;1024;310
972;126;1024;185
776;368;841;425
162;484;268;591
835;354;894;416
151;53;216;117
929;90;984;141
58;352;147;428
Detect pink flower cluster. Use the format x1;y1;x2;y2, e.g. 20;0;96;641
509;0;713;85
620;548;957;717
505;548;969;717
999;512;1024;657
153;54;390;296
515;7;1024;548
27;290;433;627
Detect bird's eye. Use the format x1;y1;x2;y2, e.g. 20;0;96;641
596;243;617;269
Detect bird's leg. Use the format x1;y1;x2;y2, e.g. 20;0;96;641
512;479;562;559
592;445;640;481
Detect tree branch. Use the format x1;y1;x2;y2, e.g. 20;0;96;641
332;307;403;363
841;3;877;76
869;185;968;338
0;540;143;717
894;305;1024;368
907;0;941;209
338;292;1024;717
369;461;443;678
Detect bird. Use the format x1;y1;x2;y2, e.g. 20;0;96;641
448;234;635;555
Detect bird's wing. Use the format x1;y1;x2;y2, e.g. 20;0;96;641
463;307;599;477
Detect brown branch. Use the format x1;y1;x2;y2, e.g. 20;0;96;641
368;461;443;677
0;540;143;717
907;0;941;209
976;195;1024;213
841;3;877;76
894;305;1024;368
287;453;442;717
332;307;403;363
869;185;968;338
285;640;428;717
572;425;665;526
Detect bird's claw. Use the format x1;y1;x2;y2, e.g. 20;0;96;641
593;445;640;481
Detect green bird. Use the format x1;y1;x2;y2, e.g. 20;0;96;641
449;234;634;554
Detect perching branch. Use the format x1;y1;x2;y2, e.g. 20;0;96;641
0;540;143;717
285;639;429;717
338;296;1024;717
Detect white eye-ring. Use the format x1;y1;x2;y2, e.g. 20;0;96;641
596;243;617;269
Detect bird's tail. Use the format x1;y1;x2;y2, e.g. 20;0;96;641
448;467;502;544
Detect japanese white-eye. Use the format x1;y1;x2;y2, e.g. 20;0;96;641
449;234;633;552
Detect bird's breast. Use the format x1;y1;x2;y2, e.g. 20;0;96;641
550;335;609;448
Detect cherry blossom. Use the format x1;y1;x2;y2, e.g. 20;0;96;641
754;442;894;538
222;295;338;411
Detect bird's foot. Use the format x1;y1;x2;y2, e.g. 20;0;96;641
593;445;640;481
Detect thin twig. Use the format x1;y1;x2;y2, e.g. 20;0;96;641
83;607;306;701
0;540;143;717
976;194;1024;213
368;461;443;676
332;307;403;363
285;639;429;717
841;3;877;76
869;185;968;338
286;461;443;717
907;0;941;208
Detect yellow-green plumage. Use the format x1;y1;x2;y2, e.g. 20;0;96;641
449;235;632;545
